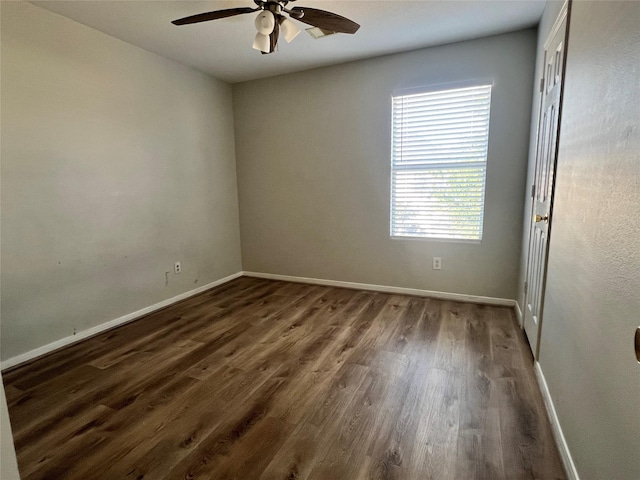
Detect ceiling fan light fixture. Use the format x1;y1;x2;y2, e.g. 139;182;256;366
254;10;275;35
279;17;301;43
252;32;271;53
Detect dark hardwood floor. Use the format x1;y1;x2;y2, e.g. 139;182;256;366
3;277;565;479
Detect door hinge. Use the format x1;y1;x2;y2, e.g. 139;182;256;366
540;77;545;92
524;281;528;295
531;184;536;198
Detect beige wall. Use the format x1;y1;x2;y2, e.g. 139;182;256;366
0;2;242;362
538;1;640;478
233;30;536;299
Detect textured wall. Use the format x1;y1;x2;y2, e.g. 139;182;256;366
234;30;536;299
1;2;242;361
538;1;640;478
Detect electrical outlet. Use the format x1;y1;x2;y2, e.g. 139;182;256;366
174;261;181;275
432;257;442;270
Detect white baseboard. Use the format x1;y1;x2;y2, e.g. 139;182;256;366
243;271;515;307
1;271;243;371
515;301;524;327
534;362;580;480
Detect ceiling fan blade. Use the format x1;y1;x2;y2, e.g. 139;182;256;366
172;7;257;26
290;7;360;34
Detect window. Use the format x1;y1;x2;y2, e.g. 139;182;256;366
391;84;492;241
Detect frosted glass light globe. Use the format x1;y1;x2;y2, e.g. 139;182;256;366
255;11;275;35
280;17;301;43
252;33;270;53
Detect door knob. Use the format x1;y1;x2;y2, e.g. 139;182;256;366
635;327;640;363
534;214;549;223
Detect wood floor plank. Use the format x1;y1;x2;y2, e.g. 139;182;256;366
2;278;566;480
364;355;427;480
160;377;289;480
259;420;325;480
326;352;411;480
11;339;206;448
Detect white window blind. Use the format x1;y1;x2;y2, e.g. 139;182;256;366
391;84;492;241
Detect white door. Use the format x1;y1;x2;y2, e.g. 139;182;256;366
523;9;568;357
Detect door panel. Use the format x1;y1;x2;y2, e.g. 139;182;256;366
523;10;567;357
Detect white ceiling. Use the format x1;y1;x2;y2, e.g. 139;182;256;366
33;1;546;83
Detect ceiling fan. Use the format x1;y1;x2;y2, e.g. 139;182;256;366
172;0;360;54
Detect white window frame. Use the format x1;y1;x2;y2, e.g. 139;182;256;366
390;81;493;243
